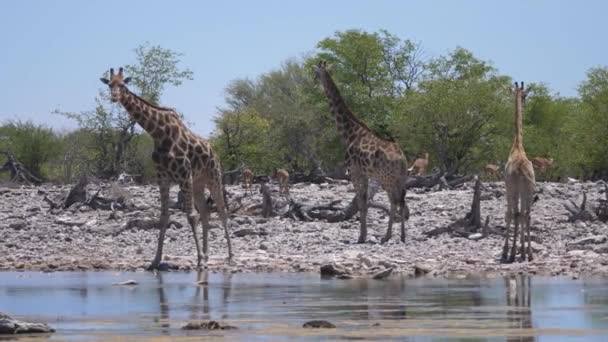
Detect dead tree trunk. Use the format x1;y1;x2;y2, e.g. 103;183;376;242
0;150;43;185
425;176;485;237
260;183;273;218
595;184;608;222
63;175;88;208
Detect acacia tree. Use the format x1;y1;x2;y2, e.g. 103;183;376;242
397;48;512;174
0;120;61;179
570;66;608;179
58;43;193;179
213;60;327;174
312;29;426;138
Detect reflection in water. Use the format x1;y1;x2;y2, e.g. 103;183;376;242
1;272;608;341
155;272;169;331
156;271;234;326
506;275;534;342
190;271;208;321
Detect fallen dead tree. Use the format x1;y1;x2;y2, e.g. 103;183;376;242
42;175;133;212
227;172;476;222
405;171;474;190
282;180;395;222
0;149;43;185
222;165;245;185
595;184;608;222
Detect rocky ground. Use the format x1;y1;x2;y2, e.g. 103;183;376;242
1;179;608;278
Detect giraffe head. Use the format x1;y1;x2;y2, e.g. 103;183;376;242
512;81;530;106
312;60;329;81
100;67;132;103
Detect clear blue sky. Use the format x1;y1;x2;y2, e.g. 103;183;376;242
0;0;606;136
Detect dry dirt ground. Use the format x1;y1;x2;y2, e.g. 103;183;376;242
1;179;608;278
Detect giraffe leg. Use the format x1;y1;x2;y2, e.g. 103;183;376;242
381;200;396;244
149;179;170;270
210;177;233;261
355;176;368;244
193;180;210;264
526;212;533;262
400;197;408;243
510;210;519;263
519;207;526;261
181;177;204;269
522;195;534;262
501;208;512;263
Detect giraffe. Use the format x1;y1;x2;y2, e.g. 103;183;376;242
408;152;429;176
272;168;289;195
100;67;232;270
313;60;410;243
241;168;254;195
502;81;536;263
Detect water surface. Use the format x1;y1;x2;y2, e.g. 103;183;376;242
1;272;608;341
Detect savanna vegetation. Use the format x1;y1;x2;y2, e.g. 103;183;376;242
1;30;607;183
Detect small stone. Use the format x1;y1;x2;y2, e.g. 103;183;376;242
182;320;237;330
112;279;138;286
9;220;26;230
0;312;55;334
303;320;335;329
320;263;347;277
468;233;483;241
233;229;258;238
414;263;434;276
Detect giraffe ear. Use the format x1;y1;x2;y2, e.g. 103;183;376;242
123;77;132;84
100;78;109;85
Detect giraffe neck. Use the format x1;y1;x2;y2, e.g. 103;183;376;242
319;72;365;145
512;94;524;152
120;88;178;141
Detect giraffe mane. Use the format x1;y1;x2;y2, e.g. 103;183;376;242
126;88;175;112
350;114;395;143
